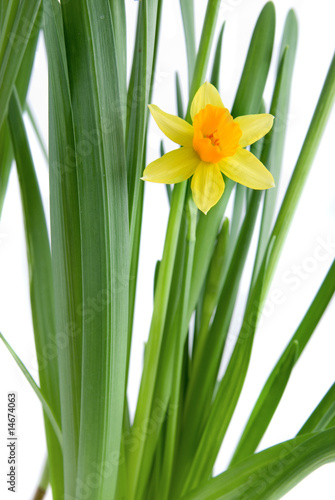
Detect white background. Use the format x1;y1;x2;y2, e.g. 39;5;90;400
0;0;335;498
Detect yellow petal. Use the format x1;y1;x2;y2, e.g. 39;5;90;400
234;114;274;147
142;147;199;184
190;82;224;122
191;162;225;214
149;104;194;147
219;148;275;189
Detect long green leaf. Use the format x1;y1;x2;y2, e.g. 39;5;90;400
44;0;82;497
109;0;127;130
251;9;298;288
0;332;62;446
117;4;163;495
298;382;335;435
230;340;299;465
61;2;129;498
0;0;41;128
185;0;222;121
226;0;279;263
126;0;163;378
125;1;163;397
7;88;64;500
126;0;160;231
210;23;225;89
0;6;40;216
181;429;335;500
256;49;335;308
179;0;196;86
231;258;335;463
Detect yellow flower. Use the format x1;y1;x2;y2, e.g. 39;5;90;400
142;82;275;214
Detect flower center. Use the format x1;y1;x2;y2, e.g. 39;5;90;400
192;104;242;163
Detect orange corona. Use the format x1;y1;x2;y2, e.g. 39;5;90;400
193;105;242;163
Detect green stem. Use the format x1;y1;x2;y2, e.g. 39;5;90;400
161;194;197;500
127;181;187;500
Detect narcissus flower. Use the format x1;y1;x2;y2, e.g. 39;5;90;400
142;82;275;214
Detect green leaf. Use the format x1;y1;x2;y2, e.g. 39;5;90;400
226;0;278;264
7;88;64;500
226;55;335;477
0;6;40;216
180;429;335;500
179;0;196;86
210;23;225;89
43;0;82;496
231;2;275;117
0;332;62;447
251;10;298;288
61;1;129;498
126;0;163;375
185;0;222;122
298;382;335;435
232;258;335;463
0;0;41;128
226;0;278;263
256;50;335;309
109;0;127;130
126;0;160;231
230;340;299;465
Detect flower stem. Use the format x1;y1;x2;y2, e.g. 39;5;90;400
127;181;187;500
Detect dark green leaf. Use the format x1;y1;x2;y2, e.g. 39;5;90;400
181;429;335;500
61;2;129;497
7;88;63;500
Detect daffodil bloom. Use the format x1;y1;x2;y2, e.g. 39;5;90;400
142;82;275;214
